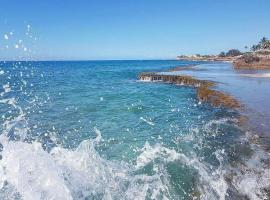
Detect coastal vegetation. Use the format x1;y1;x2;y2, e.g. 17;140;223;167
251;37;270;52
227;49;241;56
233;37;270;69
177;49;243;61
177;37;270;69
220;49;242;57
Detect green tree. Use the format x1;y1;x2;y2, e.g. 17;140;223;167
261;38;270;50
218;51;226;57
250;37;270;51
251;45;258;51
226;49;242;57
264;40;270;49
259;37;268;45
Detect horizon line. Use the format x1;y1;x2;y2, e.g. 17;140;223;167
0;58;179;62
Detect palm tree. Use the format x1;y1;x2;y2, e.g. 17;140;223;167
264;40;270;50
251;44;259;51
258;37;269;49
260;37;268;44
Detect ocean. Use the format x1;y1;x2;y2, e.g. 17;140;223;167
0;60;269;200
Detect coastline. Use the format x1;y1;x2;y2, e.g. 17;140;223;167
138;62;270;151
139;68;241;109
177;52;270;70
176;56;236;62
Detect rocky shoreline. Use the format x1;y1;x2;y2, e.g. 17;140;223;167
233;53;270;69
177;37;270;69
138;62;270;151
177;54;270;69
137;65;254;144
139;67;241;109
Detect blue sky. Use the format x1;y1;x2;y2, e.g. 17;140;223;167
0;0;270;60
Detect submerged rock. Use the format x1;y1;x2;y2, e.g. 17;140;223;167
197;86;240;108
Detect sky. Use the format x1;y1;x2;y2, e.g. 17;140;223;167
0;0;270;60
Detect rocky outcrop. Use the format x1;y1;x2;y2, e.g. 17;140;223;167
233;53;270;69
197;86;240;108
139;73;240;109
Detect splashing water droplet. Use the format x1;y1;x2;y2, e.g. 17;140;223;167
4;34;9;40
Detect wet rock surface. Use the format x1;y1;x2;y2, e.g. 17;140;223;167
139;71;240;109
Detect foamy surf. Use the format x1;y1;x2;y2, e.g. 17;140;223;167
240;73;270;78
1;116;270;199
0;90;172;199
140;117;155;126
0;131;174;199
0;135;229;200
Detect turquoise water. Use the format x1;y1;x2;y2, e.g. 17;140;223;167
0;60;269;200
161;63;270;145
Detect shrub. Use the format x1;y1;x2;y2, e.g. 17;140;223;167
242;54;260;64
218;51;226;57
226;49;242;57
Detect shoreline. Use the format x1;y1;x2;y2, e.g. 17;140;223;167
176;57;235;62
138;63;270;151
139;65;241;109
177;52;270;70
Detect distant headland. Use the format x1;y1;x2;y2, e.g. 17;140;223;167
138;37;270;109
177;37;270;69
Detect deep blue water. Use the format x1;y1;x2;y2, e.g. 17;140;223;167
0;60;269;200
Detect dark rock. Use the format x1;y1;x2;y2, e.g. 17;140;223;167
139;73;240;109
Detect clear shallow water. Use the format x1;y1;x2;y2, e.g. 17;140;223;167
0;60;269;200
161;63;270;146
